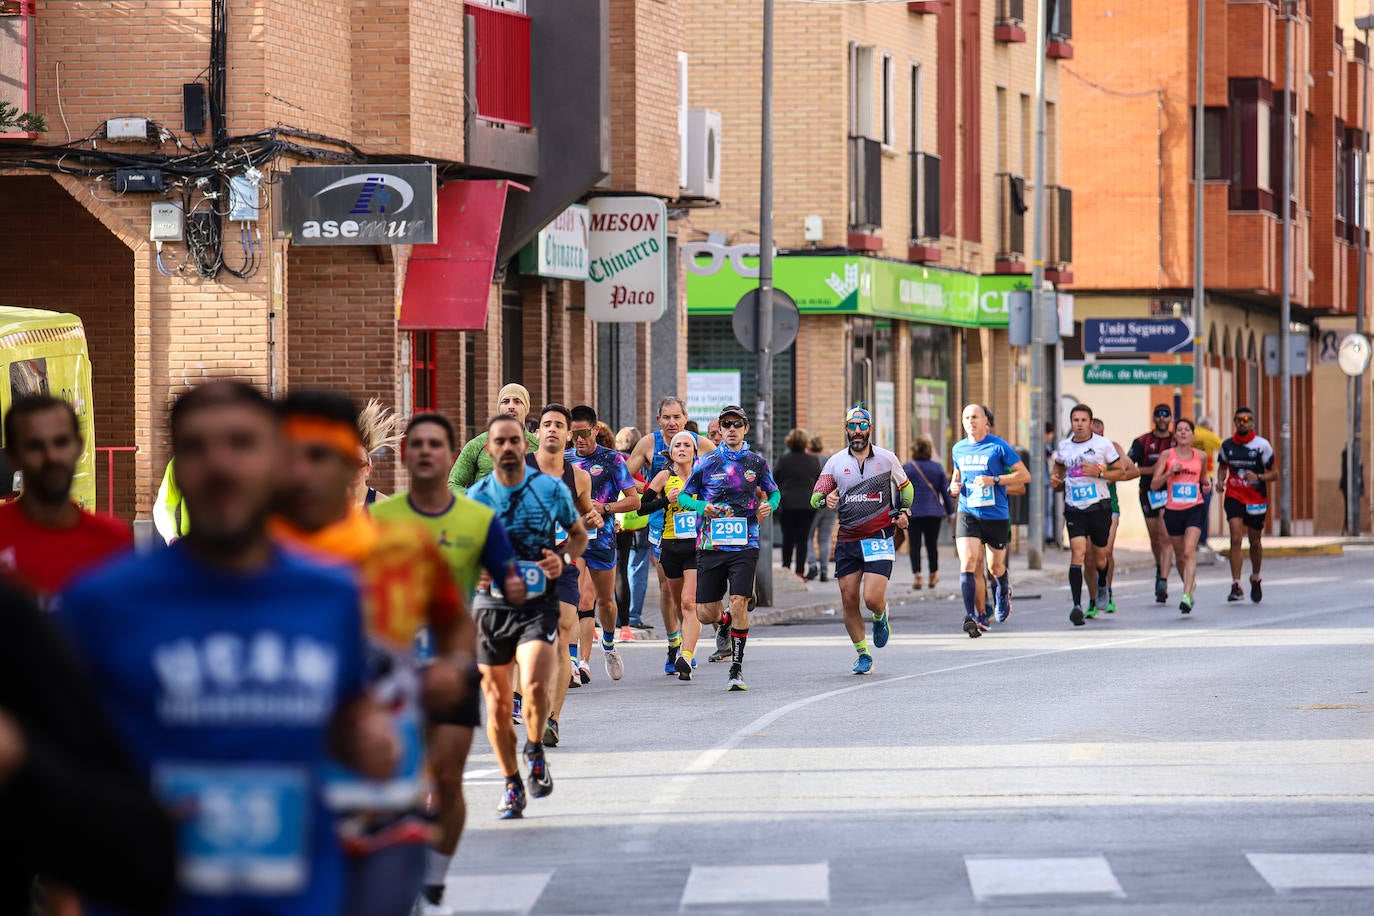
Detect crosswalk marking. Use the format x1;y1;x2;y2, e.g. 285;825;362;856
964;856;1126;900
444;872;553;914
680;863;829;908
1246;854;1374;891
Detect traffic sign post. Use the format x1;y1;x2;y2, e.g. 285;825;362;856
1340;333;1371;535
732;288;800;354
1083;363;1194;385
1084;318;1193;354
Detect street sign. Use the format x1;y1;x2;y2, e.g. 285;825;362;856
1083;363;1195;385
732;288;800;354
1338;333;1371;377
1083;318;1193;354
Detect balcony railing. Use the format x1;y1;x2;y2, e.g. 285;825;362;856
995;0;1027;42
997;0;1024;23
850;136;883;231
466;2;532;128
1048;0;1072;39
910;152;940;242
1047;185;1072;266
996;172;1027;260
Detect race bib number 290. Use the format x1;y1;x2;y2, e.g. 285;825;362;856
709;516;748;546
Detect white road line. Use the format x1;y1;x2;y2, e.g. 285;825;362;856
443;872;553;914
964;856;1125;900
1246;853;1374;891
680;862;829;908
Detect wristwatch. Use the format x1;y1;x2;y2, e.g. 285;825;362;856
562;552;574;568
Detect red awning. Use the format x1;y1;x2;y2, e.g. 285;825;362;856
399;179;523;330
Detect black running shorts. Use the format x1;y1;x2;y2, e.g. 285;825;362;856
474;599;560;667
955;512;1010;550
695;548;759;605
430;665;483;728
658;539;698;579
1063;503;1113;548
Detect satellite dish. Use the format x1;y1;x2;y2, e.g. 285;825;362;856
1338;333;1371;377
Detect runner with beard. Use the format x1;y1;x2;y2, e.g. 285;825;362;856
1217;406;1276;603
1128;404;1177;603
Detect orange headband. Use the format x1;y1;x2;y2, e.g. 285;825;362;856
283;416;364;460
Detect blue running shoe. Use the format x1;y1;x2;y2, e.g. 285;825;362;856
977;609;991;629
852;652;874;675
497;784;526;819
526;750;553;798
995;596;1012;624
872;612;890;649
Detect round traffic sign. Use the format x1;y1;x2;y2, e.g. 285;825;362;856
1338;333;1371;377
732;288;800;354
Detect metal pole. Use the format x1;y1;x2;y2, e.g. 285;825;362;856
1026;0;1049;571
1279;1;1294;536
1353;19;1373;536
1193;0;1206;421
755;0;776;605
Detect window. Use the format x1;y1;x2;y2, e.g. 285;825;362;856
1194;106;1228;180
9;358;48;399
996;86;1008;172
850;43;876;139
410;332;437;411
909;64;922;151
1020;93;1032;177
1228;78;1274;212
1336;120;1348;224
882;53;896;148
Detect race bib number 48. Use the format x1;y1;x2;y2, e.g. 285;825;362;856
709;516;748;546
1171;482;1198;503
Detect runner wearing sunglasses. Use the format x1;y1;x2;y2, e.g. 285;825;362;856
810;408;913;674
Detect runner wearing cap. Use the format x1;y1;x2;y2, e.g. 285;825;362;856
680;405;780;691
1128;404;1177;603
811;407;913;674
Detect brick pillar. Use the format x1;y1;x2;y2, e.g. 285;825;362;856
521;277;549;410
548;281;573;406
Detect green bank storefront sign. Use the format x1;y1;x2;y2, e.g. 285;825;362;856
685;253;1031;329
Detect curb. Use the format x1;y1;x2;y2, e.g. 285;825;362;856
1215;543;1343;559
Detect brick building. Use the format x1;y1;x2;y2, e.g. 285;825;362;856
683;0;1073;461
0;0;691;530
1062;0;1368;535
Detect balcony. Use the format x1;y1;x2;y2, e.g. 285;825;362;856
909;151;941;262
995;0;1026;44
465;2;539;176
1047;0;1073;58
995;172;1027;273
1045;185;1073;284
849;136;883;249
906;1;940;13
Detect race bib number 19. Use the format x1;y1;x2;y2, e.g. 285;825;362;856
673;512;699;539
709;516;748;546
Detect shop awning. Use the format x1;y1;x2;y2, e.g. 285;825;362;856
399;179;525;330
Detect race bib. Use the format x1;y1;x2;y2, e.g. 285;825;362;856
673;512;699;539
1146;489;1168;510
709;516;748;546
1171;482;1198;502
490;561;548;600
1245;501;1268;516
860;537;896;562
322;707;424;812
1068;483;1098;505
649;530;662;549
966;485;994;509
413;625;433;665
155;764;310;896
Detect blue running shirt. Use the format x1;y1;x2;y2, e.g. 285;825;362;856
682;442;778;551
951;433;1023;521
564;445;637;551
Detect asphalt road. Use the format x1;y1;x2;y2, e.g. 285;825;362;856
442;548;1374;914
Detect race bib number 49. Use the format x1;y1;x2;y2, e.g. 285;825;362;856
709;516;748;546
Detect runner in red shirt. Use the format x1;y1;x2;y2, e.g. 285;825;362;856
0;395;131;607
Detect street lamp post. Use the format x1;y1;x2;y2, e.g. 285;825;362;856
1193;0;1206;422
755;0;776;605
1027;0;1049;572
1351;14;1374;536
1278;0;1295;536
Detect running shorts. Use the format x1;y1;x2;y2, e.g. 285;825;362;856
583;544;617;572
955;512;1010;550
475;600;560;667
696;548;759;605
833;538;895;579
659;539;698;579
1224;496;1267;531
556;564;580;607
1063;503;1112;548
1163;504;1207;537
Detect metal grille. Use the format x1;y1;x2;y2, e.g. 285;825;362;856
466;3;532;128
996;172;1026;259
911;152;941;242
849;136;883;230
687;316;795;460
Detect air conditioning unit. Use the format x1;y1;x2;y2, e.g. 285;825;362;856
684;108;722;201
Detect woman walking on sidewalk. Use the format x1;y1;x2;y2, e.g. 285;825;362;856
805;435;837;581
903;437;954;589
774;428;821;579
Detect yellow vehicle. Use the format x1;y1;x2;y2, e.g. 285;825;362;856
0;307;96;510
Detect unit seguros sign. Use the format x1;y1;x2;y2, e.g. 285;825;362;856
283;164;437;245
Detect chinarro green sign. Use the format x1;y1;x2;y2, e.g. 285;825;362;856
684;251;1032;329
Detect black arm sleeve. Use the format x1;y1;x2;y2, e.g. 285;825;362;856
636;488;670;516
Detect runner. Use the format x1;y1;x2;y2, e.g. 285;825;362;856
524;404;596;748
448;383;539;491
467;415;587;819
566;405;640;681
1128;404;1177;603
1049;404;1124;626
352;398;402;508
706;418;724;447
1084;417;1139;614
949;404;1030;638
1217;406;1276;603
57;380;398;914
810;407;913;674
637;431;705;679
0;394;132;608
1149;417;1211;614
271;391;476;916
368;411;524;912
680;405;780;691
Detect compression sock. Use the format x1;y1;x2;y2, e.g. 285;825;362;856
667;630;682;648
994;573;1010;614
960;572;978;616
601;630;615;651
853;639;869;655
523;739;544;758
1069;565;1084;606
730;628;749;666
568;644;579;661
424;850;452;903
1097;566;1109;594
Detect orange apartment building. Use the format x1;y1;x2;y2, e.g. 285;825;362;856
1063;0;1368;534
0;0;693;531
683;0;1074;460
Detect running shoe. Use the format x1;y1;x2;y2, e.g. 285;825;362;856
962;614;984;639
1069;605;1085;626
852;652;874;675
511;693;524;727
872;612;891;649
1227;582;1244;602
568;672;581;689
995;593;1013;624
977;609;992;630
1154;575;1168;603
617;626;635;642
726;665;748;691
665;644;680;675
577;660;592;684
1179;593;1193;614
1085;601;1099;619
675;654;693;681
1105;592;1117;614
526;748;553;798
604;647;624;681
542;716;559;748
497;784;526;819
819;570;830;582
805;563;819;581
1250;577;1262;603
710;624;731;662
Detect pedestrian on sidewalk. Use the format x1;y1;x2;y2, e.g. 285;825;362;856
903;436;954;590
804;434;837;581
774;428;821;578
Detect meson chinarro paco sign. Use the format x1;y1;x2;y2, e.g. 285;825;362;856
283;165;437;245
